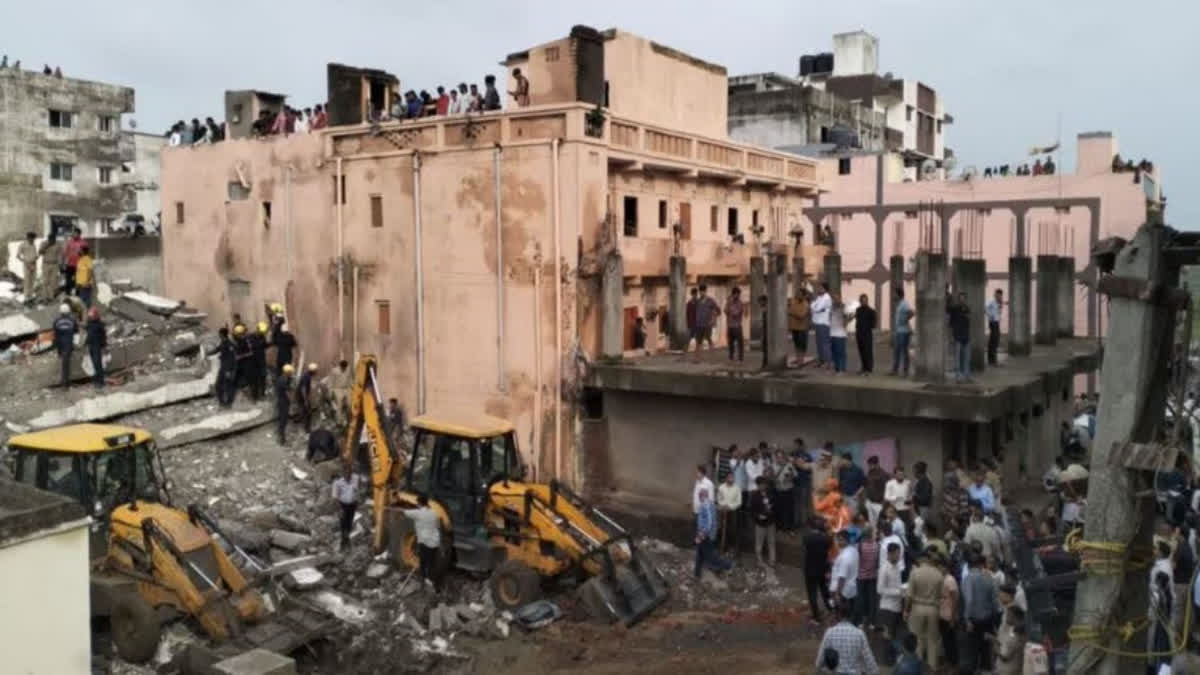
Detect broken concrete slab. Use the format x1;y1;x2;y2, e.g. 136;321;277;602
269;529;311;552
212;648;296;675
276;513;311;535
168;331;200;357
265;554;333;577
124;290;184;316
109;295;170;332
5;357;217;430
309;590;373;625
219;520;271;553
155;406;272;451
0;305;59;343
0;335;158;395
428;605;444;632
366;562;389;579
284;567;325;590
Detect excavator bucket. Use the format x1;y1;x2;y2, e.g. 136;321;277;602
576;535;670;626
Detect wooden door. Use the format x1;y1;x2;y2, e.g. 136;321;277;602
678;202;692;240
623;307;638;350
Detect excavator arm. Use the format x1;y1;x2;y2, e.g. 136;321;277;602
340;355;403;552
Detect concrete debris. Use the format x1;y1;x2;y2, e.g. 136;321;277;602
269;529;312;552
411;636;467;659
168;331;200;356
212;648;296;675
218;520;271;554
157;406;271;450
124;290;184;315
289;465;309;481
285;567;325;590
276;513;311;535
699;570;729;592
310;589;374;625
366;562;390;579
265;554;332;576
109;295;171;332
152;622;200;667
395;612;426;635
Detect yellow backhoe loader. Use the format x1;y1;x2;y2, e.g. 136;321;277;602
343;355;670;625
5;424;334;664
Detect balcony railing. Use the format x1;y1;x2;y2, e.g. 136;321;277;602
323;102;819;191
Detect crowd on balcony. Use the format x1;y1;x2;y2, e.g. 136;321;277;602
982;157;1056;178
376;69;530;122
1111;154;1154;174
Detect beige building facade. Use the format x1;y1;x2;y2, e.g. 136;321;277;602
161;28;820;485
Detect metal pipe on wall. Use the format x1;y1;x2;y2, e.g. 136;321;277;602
551;138;562;481
533;243;543;482
413;152;426;414
352;264;360;361
286;165;294;284
494;146;505;392
335;157;345;360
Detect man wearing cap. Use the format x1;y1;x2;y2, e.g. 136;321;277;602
52;303;78;389
214;327;237;407
296;363;317;432
84;307;106;389
249;322;268;401
904;551;944;671
275;364;295;445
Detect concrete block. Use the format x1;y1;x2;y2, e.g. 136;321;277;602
219;520;271;553
0;334;159;396
124;290;183;315
428;605;444;632
269;529;311;552
212;648;295;675
109;295;170;332
156;406;272;451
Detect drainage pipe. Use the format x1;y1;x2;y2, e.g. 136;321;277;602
494;145;505;392
533;243;543;481
335;158;345;360
551;138;562;481
413;152;426;414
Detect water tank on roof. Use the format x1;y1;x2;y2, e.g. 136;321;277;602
799;55;816;76
815;52;834;74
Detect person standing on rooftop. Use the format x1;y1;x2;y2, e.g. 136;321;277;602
509;68;530;107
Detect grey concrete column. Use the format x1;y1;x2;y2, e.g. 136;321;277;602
600;252;624;360
1010;411;1031;481
823;253;842;298
1008;257;1032;356
1036;255;1059;345
792;254;806;297
1057;256;1075;338
915;251;947;382
668;256;688;351
749;256;765;344
953;258;987;372
889;254;904;328
766;253;789;370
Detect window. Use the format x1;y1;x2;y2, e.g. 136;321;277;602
1054;206;1071;215
370;195;383;228
228;181;250;200
658;200;667;229
819;126;830;143
838;157;852;175
98;166;113;184
99;116;115;132
175;201;185;224
50;163;73;180
727;207;739;236
48;109;73;128
377;300;391;335
545;46;560;62
99;218;114;235
332;175;346;204
623;196;638;237
752;209;760;231
904;210;918;219
905;106;913;122
710;205;719;233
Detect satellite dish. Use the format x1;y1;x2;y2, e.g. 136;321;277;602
920;159;938;178
943;156;957;173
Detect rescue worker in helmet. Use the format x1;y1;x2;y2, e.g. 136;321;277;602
276;364;295;445
232;323;251;395
249;321;268;400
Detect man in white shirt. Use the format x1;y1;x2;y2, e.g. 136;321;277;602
880;520;907;576
744;445;765;489
964;507;1002;564
811;282;833;368
884;466;912;513
693;465;714;514
402;493;444;591
831;530;860;606
877;542;905;663
985;288;1004;366
716;471;742;553
331;466;364;551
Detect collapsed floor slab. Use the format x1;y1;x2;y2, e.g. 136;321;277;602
156;406;274;450
5;358;217;430
0;335;159;396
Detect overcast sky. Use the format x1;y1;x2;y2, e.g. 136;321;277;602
6;0;1194;225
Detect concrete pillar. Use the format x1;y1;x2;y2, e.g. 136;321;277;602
749;256;765;344
766;253;789;370
915;251;947;382
792;255;806;297
823;253;842;298
668;256;688;351
1008;257;1032;356
1057;256;1075;338
600;252;624;360
953;258;987;372
1010;411;1031;481
889;254;904;329
1036;255;1059;345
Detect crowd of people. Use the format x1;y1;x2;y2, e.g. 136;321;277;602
0;56;62;77
690;434;1103;675
983;158;1056;178
383;68;529;122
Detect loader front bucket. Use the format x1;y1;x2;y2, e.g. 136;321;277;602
577;536;669;626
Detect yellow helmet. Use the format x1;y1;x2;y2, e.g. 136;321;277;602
282;364;295;375
232;324;246;336
257;321;269;334
269;303;284;315
307;362;318;372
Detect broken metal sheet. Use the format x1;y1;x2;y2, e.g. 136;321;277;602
1108;440;1180;472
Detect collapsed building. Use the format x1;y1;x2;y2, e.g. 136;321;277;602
158;26;823;486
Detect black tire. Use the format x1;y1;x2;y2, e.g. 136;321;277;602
111;593;161;664
488;559;542;610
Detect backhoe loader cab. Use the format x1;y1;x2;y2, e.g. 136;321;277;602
384;411;670;625
5;424;335;664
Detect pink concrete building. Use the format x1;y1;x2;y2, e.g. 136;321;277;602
803;131;1164;341
160;26;820;485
